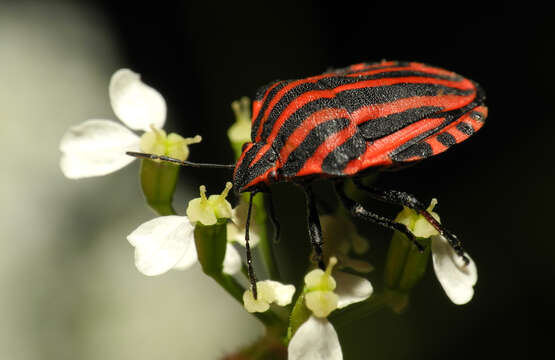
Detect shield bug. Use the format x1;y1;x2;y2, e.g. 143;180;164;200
129;60;487;298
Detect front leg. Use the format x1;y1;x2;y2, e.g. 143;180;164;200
303;185;326;270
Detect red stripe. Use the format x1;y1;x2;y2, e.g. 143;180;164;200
351;94;476;125
252;100;262;122
343;116;446;174
346;61;399;73
408;62;457;77
426;136;448;156
252;81;283;123
279;107;350;164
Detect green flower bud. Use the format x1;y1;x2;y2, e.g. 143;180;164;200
228;97;252;159
139;159;179;216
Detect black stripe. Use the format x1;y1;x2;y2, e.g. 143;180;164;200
248;148;278;181
335;84;474;114
437;132;457;147
280;118;350;178
234;143;277;190
391;142;433;161
358;106;442;141
456;122;474;135
321;133;366;175
321;70;462;87
234;144;259;186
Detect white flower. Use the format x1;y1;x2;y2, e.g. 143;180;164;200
288;257;373;360
126;215;242;276
243;280;296;313
431;235;477;305
396;199;478;305
288;316;342;360
60;69;200;179
126;183;241;276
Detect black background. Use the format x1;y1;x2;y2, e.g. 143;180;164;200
89;1;549;358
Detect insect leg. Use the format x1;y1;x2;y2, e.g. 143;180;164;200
304;185;327;270
334;181;425;251
266;191;281;244
245;192;258;299
352;179;469;264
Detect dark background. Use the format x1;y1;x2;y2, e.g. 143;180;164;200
90;1;548;358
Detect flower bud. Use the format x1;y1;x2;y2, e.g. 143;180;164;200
228;97;252;159
139;159;179;216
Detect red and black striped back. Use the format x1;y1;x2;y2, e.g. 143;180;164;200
233;61;486;192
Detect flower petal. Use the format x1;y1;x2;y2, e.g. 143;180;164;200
60;119;140;178
260;280;295;306
288;316;343;360
431;235;477;305
334;271;373;308
222;243;242;275
172;240;198;270
109;69;166;131
243;289;270;313
127;216;194;276
305;291;339;318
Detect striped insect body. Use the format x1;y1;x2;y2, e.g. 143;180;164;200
233;60;486;192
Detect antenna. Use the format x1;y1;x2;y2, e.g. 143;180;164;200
126;151;235;170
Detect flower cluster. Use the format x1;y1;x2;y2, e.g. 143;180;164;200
60;69;479;360
59;69;200;179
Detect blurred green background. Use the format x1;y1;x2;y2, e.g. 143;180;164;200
0;1;548;359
